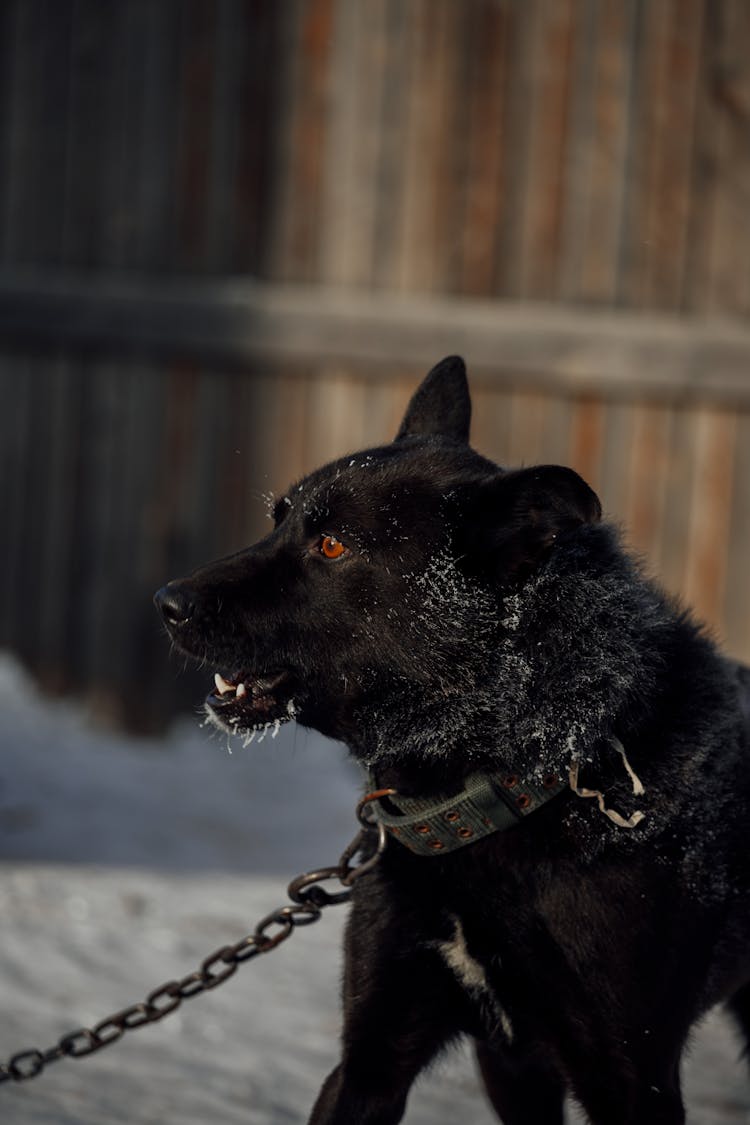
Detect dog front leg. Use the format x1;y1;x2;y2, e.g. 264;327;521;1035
475;1039;566;1125
308;972;456;1125
563;1044;684;1125
308;902;460;1125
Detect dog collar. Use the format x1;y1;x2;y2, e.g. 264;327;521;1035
366;768;567;856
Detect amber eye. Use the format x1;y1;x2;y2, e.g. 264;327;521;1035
320;535;346;559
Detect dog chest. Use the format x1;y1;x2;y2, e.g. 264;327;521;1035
432;914;514;1042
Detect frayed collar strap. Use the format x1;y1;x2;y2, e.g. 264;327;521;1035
366;769;567;856
367;736;647;855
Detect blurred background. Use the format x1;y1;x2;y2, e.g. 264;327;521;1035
3;4;750;1121
2;0;750;731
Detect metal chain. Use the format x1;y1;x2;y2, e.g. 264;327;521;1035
0;792;391;1086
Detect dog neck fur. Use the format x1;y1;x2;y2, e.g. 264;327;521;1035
355;523;684;788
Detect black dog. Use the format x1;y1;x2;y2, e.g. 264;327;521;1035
155;357;750;1125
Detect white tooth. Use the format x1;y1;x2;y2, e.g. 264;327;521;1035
214;673;235;696
236;682;247;699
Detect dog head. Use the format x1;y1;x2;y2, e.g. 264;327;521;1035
155;357;600;756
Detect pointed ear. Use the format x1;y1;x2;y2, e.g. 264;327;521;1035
395;356;471;443
470;465;602;584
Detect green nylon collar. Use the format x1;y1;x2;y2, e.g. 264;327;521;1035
367;767;567;856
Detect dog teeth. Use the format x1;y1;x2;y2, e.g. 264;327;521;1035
236;682;247;699
214;672;236;696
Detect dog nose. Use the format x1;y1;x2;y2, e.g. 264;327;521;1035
153;583;194;628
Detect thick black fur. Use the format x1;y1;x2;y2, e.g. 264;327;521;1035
155;357;750;1124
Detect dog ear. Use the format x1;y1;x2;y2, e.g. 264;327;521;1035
395;355;471;443
471;465;602;583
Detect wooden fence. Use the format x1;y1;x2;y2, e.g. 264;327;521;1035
2;0;750;729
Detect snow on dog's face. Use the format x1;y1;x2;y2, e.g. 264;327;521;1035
154;357;600;754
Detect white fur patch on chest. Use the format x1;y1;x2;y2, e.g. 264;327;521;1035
437;915;488;992
434;915;514;1042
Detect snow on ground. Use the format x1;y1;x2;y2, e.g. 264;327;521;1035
0;654;749;1124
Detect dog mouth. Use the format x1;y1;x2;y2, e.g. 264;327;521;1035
204;669;297;733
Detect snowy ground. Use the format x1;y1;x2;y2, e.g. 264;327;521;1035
0;654;749;1124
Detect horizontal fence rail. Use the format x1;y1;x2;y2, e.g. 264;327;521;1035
4;269;750;406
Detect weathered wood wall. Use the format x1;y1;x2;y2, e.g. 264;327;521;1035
2;0;750;729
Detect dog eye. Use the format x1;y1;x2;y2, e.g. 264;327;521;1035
319;535;347;560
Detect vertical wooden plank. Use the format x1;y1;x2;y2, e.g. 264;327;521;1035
0;0;16;244
95;1;139;269
388;369;425;441
157;365;200;578
26;0;74;263
35;358;80;690
304;369;368;470
2;0;72;263
244;366;314;528
597;401;635;523
370;0;417;288
539;395;576;468
569;397;605;493
80;364;125;694
113;365;170;723
0;358;33;649
683;0;750;314
629;0;704;310
708;1;750;315
97;0;179;272
466;383;508;464
337;369;369;452
61;0;116;266
132;0;182;271
559;0;639;303
8;360;52;667
656;405;699;599
276;369;312;491
233;0;282;274
58;361;96;694
321;0;384;285
459;0;511;296
504;390;550;467
723;411;750;663
188;369;232;562
127;367;168;584
262;0;310;281
558;0;597;301
517;0;575;299
395;0;455;292
391;0;428;292
494;0;537;298
204;0;245;272
220;367;268;548
89;363;135;721
621;403;672;567
107;363;193;730
431;0;475;293
131;364;196;723
174;0;217;273
617;0;670;308
275;0;334;281
577;0;639;303
682;408;737;634
212;366;283;553
361;373;405;448
680;4;716;314
129;364;175;718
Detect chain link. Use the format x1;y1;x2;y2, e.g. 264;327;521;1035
0;804;389;1086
